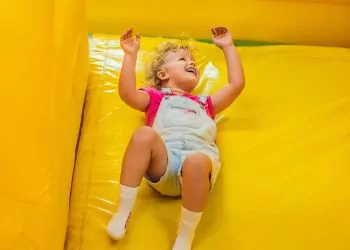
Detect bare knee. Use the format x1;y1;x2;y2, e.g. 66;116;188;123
182;153;212;180
130;126;157;146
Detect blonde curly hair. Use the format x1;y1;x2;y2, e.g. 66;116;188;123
144;41;195;89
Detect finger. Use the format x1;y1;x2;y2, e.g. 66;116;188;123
121;33;133;43
213;27;220;37
216;27;222;36
126;29;134;39
122;33;131;41
121;31;128;39
136;32;140;40
121;33;128;41
215;27;221;35
123;28;132;39
123;27;132;35
126;33;132;39
217;27;224;35
217;27;227;36
221;27;228;35
121;28;131;40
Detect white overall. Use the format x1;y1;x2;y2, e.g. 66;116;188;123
145;88;221;197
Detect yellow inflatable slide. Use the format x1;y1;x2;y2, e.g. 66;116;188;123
0;0;349;250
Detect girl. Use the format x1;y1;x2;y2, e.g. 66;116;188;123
107;26;245;250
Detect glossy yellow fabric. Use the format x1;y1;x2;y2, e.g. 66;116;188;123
67;34;350;250
87;0;350;47
0;0;88;249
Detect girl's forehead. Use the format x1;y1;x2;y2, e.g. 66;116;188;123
164;49;193;61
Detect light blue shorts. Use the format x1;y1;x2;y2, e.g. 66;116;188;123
144;144;221;197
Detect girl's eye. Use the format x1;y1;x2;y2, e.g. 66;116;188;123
179;57;185;61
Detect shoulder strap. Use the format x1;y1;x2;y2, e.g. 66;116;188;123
160;88;172;95
198;95;208;106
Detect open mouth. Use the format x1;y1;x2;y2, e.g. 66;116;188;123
185;67;197;76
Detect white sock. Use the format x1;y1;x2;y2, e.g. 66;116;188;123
173;207;203;250
106;184;138;240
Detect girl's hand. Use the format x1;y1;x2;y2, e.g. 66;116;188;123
120;28;140;55
211;27;233;49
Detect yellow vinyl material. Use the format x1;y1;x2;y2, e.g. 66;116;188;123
67;34;350;250
87;0;350;48
0;0;88;249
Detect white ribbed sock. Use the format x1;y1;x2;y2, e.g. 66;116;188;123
173;206;203;250
106;184;138;240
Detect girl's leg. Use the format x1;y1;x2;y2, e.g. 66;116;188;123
107;126;168;240
173;152;212;250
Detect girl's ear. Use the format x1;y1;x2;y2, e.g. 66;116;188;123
157;70;168;81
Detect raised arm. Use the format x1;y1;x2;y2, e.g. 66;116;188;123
118;28;150;112
210;27;245;115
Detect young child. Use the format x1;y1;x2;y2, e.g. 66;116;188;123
107;26;245;250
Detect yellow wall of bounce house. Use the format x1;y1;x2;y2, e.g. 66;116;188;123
0;0;349;250
87;0;350;47
0;0;88;249
67;0;350;250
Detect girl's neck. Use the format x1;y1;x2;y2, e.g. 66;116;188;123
170;87;189;95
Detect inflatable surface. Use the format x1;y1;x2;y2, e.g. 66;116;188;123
87;0;350;47
1;0;349;249
0;1;88;249
66;34;350;250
